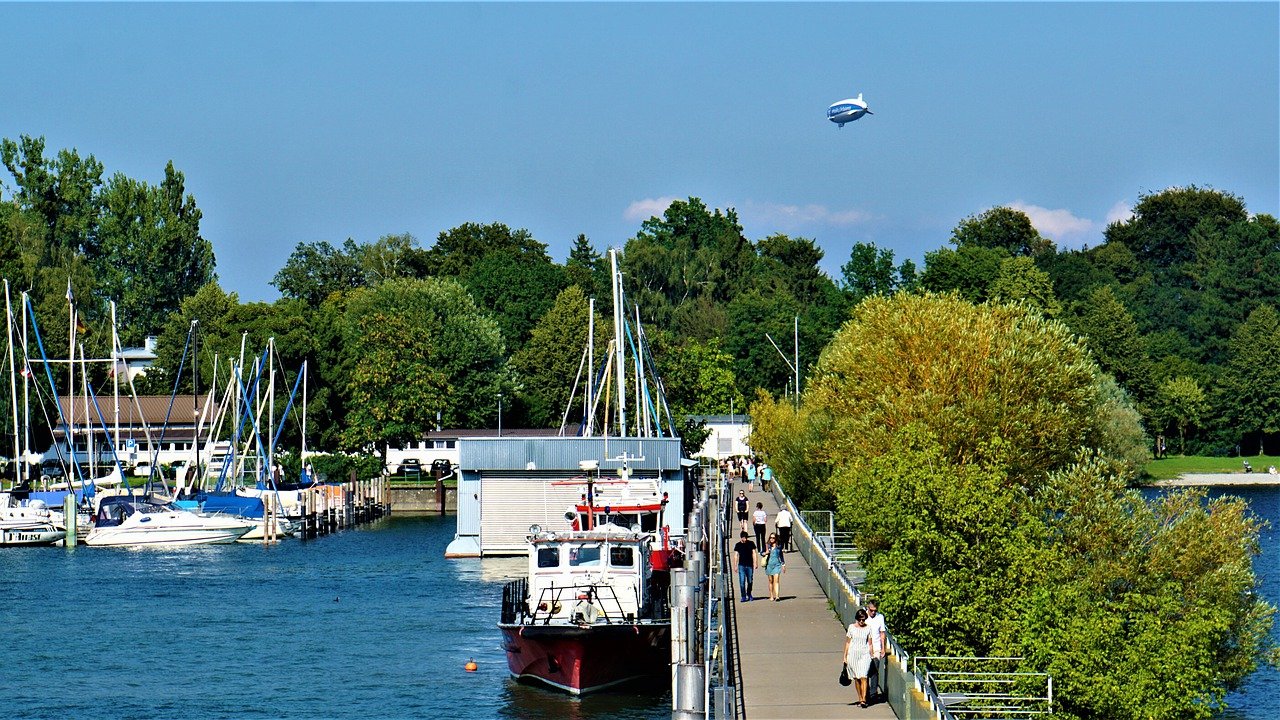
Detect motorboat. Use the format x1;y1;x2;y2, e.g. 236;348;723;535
85;495;253;546
498;522;671;694
0;494;67;546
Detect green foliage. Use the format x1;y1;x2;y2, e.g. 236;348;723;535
654;338;743;417
425;221;548;278
509;285;608;428
988;256;1061;317
565;233;609;300
920;244;1007;302
1153;375;1209;453
950;206;1053;257
339;278;508;449
840;241;898;301
1219;304;1280;455
463;248;567;353
271;239;367;306
1068;285;1154;405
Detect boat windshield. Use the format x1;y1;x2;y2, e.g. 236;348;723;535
568;543;602;567
135;501;182;514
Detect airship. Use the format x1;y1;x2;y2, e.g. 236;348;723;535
827;93;873;127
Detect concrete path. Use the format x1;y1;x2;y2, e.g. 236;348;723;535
733;484;896;720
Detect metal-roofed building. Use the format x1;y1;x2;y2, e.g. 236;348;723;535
445;436;691;557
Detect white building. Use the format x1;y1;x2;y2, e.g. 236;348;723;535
687;414;752;460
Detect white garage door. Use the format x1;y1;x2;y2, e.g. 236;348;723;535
480;477;587;554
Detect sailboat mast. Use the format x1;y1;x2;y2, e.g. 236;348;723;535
301;359;308;470
111;302;120;460
5;281;19;486
268;337;275;485
610;249;626;437
21;292;29;472
192;319;200;480
67;281;75;474
587;298;594;436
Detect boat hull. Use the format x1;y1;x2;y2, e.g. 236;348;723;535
498;622;669;695
0;527;67;546
85;523;252;546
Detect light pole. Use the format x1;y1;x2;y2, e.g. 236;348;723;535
497;392;503;437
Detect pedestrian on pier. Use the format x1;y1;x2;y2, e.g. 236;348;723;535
746;460;758;491
865;601;887;702
843;608;874;708
734;531;758;602
735;490;750;533
752;502;768;550
763;534;786;601
775;506;792;551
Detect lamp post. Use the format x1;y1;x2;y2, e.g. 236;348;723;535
497;392;503;438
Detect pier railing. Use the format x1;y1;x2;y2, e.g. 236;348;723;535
769;478;955;720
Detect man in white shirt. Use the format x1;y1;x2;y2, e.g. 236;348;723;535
865;601;887;702
775;507;793;551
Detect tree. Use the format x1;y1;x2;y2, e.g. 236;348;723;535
424;221;548;278
655;338;744;418
463;248;567;353
920;245;1007;302
1219;304;1280;455
0;134;104;257
360;232;428;283
509;285;608;428
271;239;367;306
565;233;609;300
1107;186;1249;271
951;206;1053;257
340;278;508;450
1068;285;1154;406
988;256;1062;317
95;163;216;344
1153;375;1208;454
840;241;897;301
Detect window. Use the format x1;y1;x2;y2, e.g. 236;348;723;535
568;544;602;567
537;547;560;568
610;547;634;567
718;438;733;454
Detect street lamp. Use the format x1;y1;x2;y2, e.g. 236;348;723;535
497;392;503;437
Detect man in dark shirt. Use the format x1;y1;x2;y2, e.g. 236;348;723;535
733;531;758;602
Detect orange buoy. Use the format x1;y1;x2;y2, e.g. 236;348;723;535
464;659;478;672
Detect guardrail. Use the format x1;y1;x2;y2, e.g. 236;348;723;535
769;478;955;720
912;657;1053;716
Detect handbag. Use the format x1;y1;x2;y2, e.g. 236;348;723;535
839;664;852;686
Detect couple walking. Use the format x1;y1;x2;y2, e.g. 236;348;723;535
733;530;786;602
842;601;888;707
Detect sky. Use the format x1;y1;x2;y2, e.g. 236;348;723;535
1;2;1276;303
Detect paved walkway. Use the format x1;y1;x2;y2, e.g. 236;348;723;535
733;483;896;720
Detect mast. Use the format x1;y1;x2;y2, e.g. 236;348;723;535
21;291;29;473
111;301;119;460
635;304;647;436
67;280;75;474
794;315;800;409
80;343;93;477
587;298;594;436
610;249;626;436
5;281;19;486
268;336;275;486
192;319;200;480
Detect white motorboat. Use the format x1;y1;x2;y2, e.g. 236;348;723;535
85;496;254;546
0;494;68;546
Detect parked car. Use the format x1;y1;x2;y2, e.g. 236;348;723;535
132;461;153;478
400;458;423;477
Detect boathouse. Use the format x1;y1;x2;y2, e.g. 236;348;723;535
444;436;691;557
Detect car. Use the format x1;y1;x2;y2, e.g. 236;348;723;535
40;459;66;481
132;461;153;478
401;458;423;477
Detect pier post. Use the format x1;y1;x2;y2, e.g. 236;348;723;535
64;492;77;547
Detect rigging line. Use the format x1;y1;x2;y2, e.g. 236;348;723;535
23;293;89;491
145;322;195;495
559;343;591;437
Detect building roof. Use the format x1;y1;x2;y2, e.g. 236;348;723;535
685;414;752;424
54;395;199;430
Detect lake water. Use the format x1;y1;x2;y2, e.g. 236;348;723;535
5;493;1280;718
0;515;668;720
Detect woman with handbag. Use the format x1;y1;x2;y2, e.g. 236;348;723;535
842;608;874;707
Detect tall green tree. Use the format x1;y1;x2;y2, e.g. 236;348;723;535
565;233;609;301
1069;285;1154;406
271;239;367;306
840;241;897;301
340;278;509;450
463;248;567;353
425;221;547;278
950;206;1053;257
509;285;608;428
96;163;216;344
1219;304;1280;455
920;245;1007;302
988;256;1062;317
0;134;104;257
1153;375;1208;454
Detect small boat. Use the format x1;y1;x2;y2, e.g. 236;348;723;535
0;494;67;546
498;522;671;694
85;495;254;546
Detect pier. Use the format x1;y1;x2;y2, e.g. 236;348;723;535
297;474;391;539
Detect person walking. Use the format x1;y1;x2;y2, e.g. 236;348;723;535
746;460;758;491
775;506;792;551
733;531;758;602
865;601;888;702
735;490;750;534
843;608;874;708
763;533;786;601
761;462;773;490
752;502;768;551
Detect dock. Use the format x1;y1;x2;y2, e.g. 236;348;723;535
733;483;896;720
297;475;391;539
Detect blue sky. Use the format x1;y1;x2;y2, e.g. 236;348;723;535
2;3;1276;303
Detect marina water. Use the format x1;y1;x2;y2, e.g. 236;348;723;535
6;493;1280;718
0;515;667;720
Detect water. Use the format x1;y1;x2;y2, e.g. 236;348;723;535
0;516;668;720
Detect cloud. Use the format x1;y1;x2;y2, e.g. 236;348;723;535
623;196;680;222
738;201;874;232
1008;202;1096;241
1105;199;1134;225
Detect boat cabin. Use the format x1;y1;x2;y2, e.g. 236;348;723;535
520;524;658;625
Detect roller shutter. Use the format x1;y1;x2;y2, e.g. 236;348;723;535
479;477;586;554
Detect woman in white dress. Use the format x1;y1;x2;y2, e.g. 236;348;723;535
843;608;874;708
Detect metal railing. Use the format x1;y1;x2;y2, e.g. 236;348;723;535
913;657;1053;716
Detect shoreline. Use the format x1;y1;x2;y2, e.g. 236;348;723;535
1149;473;1280;487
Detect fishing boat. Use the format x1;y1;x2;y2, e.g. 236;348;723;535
85;495;254;546
498;521;671;694
497;460;678;695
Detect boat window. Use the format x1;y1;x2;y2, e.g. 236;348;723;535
568;544;602;567
610;547;634;567
640;513;658;532
537;547;560;568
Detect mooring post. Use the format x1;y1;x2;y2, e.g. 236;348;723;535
64;492;77;548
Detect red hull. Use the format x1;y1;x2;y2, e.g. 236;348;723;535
499;622;670;694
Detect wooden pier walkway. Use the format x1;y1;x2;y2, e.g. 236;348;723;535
733;484;897;720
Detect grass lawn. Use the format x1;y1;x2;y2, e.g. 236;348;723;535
1143;454;1280;481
